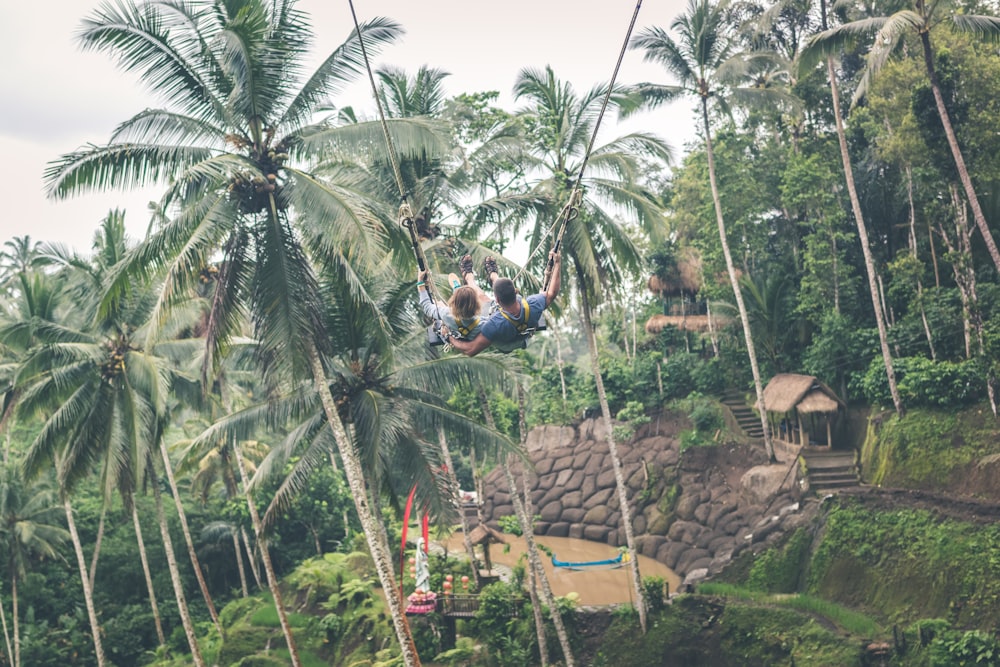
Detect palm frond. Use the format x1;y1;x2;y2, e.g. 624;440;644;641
952;14;1000;41
45;143;215;200
79;1;227;123
282;17;404;130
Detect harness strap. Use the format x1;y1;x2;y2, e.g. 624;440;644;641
456;318;480;338
499;298;532;335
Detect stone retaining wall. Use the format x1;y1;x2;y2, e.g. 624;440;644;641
481;411;816;586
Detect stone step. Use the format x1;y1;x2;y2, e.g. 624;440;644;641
810;478;860;490
809;470;859;481
802;455;857;470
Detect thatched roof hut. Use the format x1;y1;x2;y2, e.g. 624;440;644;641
467;524;506;547
763;374;844;414
467;524;506;577
648;246;703;297
645;314;713;334
763;374;845;447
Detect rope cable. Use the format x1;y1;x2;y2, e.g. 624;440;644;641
516;0;645;290
347;0;448;332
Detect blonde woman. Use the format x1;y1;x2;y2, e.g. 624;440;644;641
417;255;493;340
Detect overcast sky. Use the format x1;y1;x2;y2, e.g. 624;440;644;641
0;0;698;254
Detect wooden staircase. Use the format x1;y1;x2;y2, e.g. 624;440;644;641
800;448;860;493
720;390;765;439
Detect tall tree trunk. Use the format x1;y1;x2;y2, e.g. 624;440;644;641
157;440;222;635
233;530;249;597
920;32;1000;274
88;506;106;589
553;322;568;402
232;441;302;667
906;166;936;360
0;581;10;667
64;499;107;667
152;482;205;667
513;385;574;666
700;97;777;458
435;428;478;587
132;501;166;647
504;459;565;665
579;286;647;632
943;189;998;415
706;300;720;357
518;459;549;667
306;346;421;667
241;527;263;591
11;573;18;667
928;218;942;288
826;58;904;417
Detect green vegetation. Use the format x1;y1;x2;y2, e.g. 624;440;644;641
593;595;860;667
861;406;1000;490
6;0;1000;662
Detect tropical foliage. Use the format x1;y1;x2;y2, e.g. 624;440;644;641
5;0;1000;663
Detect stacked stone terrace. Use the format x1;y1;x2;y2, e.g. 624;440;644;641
481;413;814;584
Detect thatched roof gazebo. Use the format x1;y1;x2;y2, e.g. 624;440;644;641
467;524;507;584
763;374;845;448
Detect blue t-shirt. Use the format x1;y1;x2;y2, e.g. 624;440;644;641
480;293;548;352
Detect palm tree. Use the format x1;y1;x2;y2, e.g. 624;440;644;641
803;0;1000;274
0;237;44;297
631;0;784;460
511;65;674;633
179;428;269;597
6;224;212;664
763;0;906;416
0;463;69;667
62;495;108;666
44;2;454;662
187;264;518;664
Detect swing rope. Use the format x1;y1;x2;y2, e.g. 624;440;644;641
347;0;445;325
516;0;645;292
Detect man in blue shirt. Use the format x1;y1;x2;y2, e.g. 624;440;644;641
449;251;561;356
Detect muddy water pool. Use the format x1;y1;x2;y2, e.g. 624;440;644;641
439;533;681;606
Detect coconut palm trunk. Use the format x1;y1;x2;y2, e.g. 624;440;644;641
131;501;166;647
152;480;205;667
11;571;18;667
0;584;11;667
156;440;222;635
88;507;106;589
579;285;647;632
232;440;302;667
232;530;250;597
519;460;549;667
478;388;570;664
826;57;904;417
919;33;1000;274
906;166;936;360
503;459;563;665
307;347;421;667
63;499;107;667
241;527;264;590
435;428;478;585
699;98;777;460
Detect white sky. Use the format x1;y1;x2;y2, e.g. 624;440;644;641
0;0;698;254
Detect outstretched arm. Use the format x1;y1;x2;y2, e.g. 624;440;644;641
448;333;492;357
544;251;561;306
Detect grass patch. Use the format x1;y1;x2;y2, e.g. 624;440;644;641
249;604;312;629
697;582;879;636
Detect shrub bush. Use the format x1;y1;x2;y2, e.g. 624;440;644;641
857;356;985;408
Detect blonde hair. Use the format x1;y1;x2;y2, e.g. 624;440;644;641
449;286;480;321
